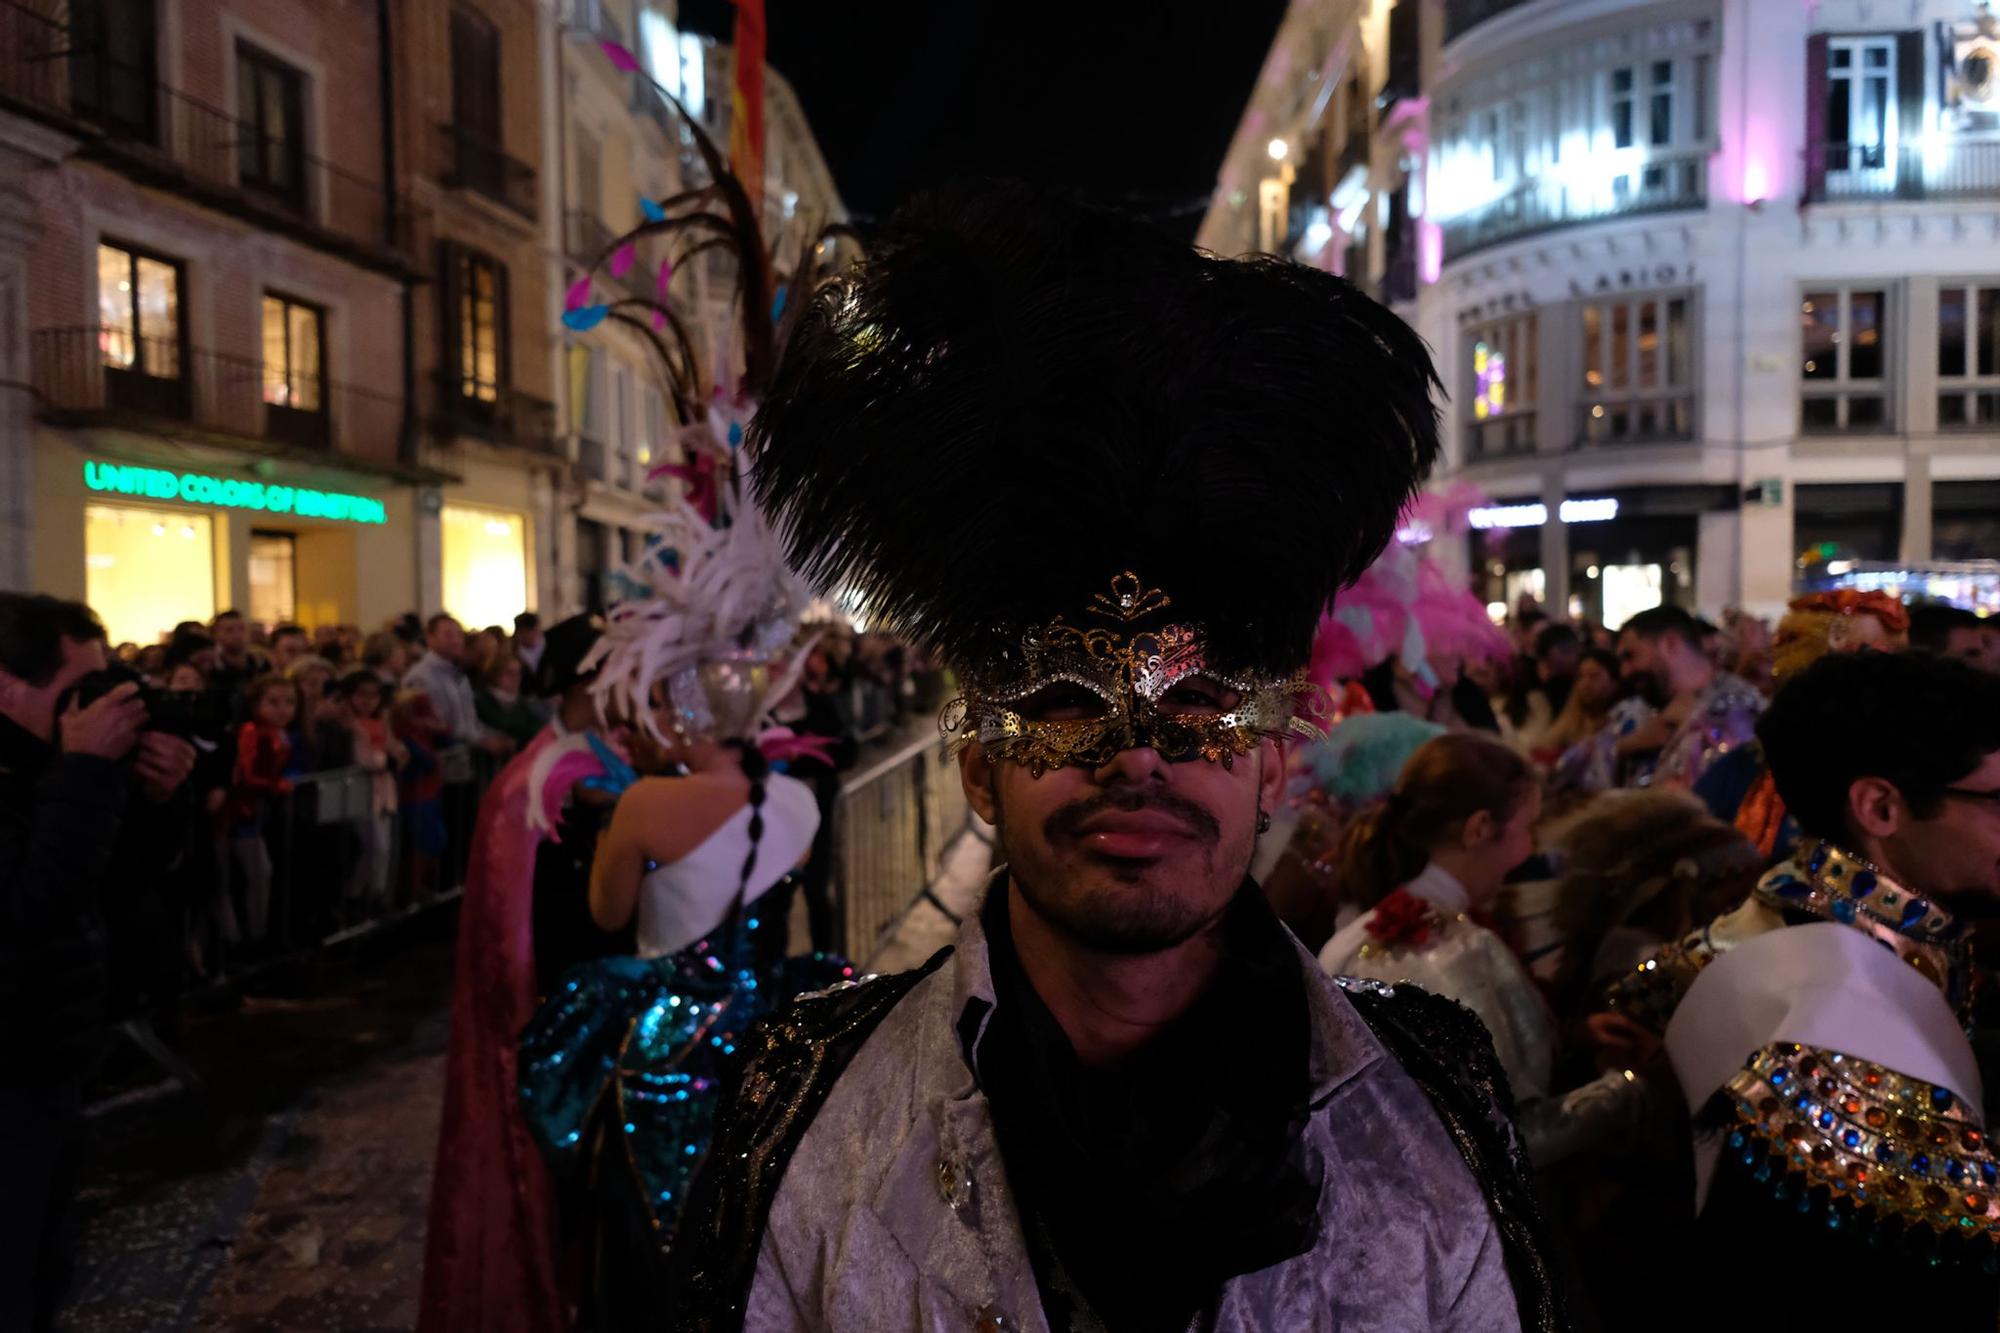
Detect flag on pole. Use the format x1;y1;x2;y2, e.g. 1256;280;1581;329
729;0;766;216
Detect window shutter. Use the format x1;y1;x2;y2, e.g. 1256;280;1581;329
1804;34;1830;202
1896;31;1925;198
438;239;462;393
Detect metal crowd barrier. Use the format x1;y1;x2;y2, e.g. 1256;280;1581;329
832;730;972;958
193;744;499;983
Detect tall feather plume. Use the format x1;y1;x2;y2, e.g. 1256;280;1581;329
579;490;809;743
747;180;1442;681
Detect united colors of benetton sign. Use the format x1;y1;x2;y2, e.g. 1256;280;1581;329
83;461;387;525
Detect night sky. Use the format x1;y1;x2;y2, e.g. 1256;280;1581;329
679;0;1288;236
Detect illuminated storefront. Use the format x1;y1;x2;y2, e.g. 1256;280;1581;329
440;503;530;631
36;449;412;644
85;504;217;646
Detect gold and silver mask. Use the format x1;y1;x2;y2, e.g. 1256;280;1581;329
941;573;1323;776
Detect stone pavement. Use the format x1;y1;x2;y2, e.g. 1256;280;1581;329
57;924;454;1333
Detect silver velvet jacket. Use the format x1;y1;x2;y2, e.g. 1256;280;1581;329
734;905;1527;1332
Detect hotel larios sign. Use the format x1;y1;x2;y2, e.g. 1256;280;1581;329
83;460;387;525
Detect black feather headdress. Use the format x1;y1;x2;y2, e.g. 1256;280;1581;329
749;180;1441;684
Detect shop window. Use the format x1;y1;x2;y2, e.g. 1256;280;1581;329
260;293;326;450
441;505;528;631
1465;313;1537;459
248;530;297;627
85;504;215;647
1938;282;2000;427
443;243;509;406
1579;291;1695;445
1799;286;1892;432
96;240;189;418
236;42;307;208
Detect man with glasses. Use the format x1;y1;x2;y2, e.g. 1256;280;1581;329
1634;650;2000;1324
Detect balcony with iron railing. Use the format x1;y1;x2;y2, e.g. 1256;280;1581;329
1440;150;1708;262
432;370;557;453
30;325;402;457
0;2;426;276
440;123;537;221
1803;139;2000;205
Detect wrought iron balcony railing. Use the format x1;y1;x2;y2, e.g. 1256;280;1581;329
31;325;402;457
1804;140;2000;205
0;2;426;275
1440;151;1708;263
432;370;557;453
441;123;538;221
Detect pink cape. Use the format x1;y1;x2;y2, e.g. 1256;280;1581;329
418;727;570;1333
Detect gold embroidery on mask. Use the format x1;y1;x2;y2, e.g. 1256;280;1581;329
938;572;1325;776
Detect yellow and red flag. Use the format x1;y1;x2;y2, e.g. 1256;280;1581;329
728;0;766;216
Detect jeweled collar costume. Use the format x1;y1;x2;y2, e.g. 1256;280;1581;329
649;181;1564;1330
1631;841;2000;1321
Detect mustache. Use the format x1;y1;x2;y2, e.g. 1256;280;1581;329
1043;787;1223;845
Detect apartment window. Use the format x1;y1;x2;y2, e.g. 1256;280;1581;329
576;133;602;223
1579;292;1695;445
70;0;157;138
1691;53;1710;140
1648;60;1674;146
1938;282;2000;427
260;294;323;411
1827;38;1896;172
1610;67;1636;149
1465;313;1538;459
236;43;306;207
97;240;183;380
450;8;502;143
1800;286;1891;432
444;244;508;404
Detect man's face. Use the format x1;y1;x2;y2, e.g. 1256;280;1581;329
1883;750;2000;906
1616;630;1667;705
271;633;306;670
1539;641;1581;681
961;739;1283;955
213;617;247;653
1573;656;1617;710
429;618;465;661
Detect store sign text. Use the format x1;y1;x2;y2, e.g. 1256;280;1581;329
1468;498;1619;529
83;461;387;525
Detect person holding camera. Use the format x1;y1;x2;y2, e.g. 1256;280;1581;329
0;593;196;1331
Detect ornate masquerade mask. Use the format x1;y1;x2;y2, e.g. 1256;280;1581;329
940;573;1324;776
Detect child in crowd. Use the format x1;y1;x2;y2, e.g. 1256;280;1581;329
393;689;450;901
340;669;406;904
228;675;298;944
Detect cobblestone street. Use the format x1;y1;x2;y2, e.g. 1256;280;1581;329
57;922;455;1333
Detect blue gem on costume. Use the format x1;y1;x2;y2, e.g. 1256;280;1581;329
1809;847;1829;873
1851;871;1877;896
1933;1087;1955;1111
1950;1161;1967;1183
1843;1129;1862;1148
1770;1068;1790;1086
1773;880;1811;899
1913;1154;1931;1175
1832;899;1857;924
1902;899;1932;930
1981;1162;1997;1185
1818;1110;1835;1129
1877;1143;1896;1163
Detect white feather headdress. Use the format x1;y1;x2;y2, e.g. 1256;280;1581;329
579;492;812;744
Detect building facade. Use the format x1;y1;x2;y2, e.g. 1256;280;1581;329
1;0;435;643
1202;0;2000;621
546;0;844;615
0;0;843;643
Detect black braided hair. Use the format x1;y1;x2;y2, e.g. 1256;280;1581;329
729;741;770;922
